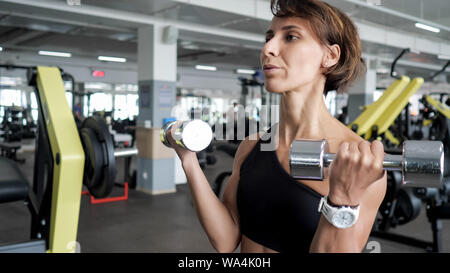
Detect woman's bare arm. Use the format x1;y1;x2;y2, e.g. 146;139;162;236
310;140;387;252
179;133;261;252
310;174;387;252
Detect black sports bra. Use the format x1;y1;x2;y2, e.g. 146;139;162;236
236;124;323;252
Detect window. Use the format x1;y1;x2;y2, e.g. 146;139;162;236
373;90;384;102
211;98;225;124
0;89;21;107
83;96;89;117
30;91;38;122
64;81;73;92
89;92;113;114
65;92;73;109
324;91;337;116
30;91;38;108
115;84;138;92
114;94;126;120
127;94;139;118
21;92;27;106
114;94;138;120
85;82;112;91
0;76;23;86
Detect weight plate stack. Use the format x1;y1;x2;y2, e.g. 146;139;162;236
79;116;116;198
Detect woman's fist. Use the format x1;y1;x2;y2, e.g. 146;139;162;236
166;121;197;163
328;140;385;206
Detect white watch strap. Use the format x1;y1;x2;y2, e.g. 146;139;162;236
318;196;360;229
318;197;334;224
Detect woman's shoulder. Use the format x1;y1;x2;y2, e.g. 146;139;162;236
327;121;366;151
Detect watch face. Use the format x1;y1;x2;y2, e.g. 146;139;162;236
332;210;355;228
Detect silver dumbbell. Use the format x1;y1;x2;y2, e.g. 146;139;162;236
289;140;444;188
160;119;213;152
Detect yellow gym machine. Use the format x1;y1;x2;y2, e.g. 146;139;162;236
423;95;450;120
348;48;424;145
419;60;450;140
0;65;122;253
420;93;450;139
359;55;450;253
409;61;450;142
348;48;411;137
367;77;423;145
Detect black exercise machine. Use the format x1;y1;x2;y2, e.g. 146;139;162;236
0;65;130;252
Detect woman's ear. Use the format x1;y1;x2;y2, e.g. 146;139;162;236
323;44;340;67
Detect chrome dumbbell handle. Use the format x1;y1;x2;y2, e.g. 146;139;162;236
322;153;403;171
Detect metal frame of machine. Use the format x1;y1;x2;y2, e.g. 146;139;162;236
0;66;85;253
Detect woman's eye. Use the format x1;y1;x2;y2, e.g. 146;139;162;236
286;35;298;41
265;36;272;43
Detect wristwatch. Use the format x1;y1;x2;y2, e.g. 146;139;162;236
318;196;360;229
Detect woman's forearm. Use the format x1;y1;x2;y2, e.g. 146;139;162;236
309;186;384;253
182;157;240;252
309;216;362;253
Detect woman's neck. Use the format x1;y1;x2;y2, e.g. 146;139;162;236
276;82;338;147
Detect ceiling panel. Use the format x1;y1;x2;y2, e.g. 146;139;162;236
374;0;450;26
70;0;179;16
0;0;448;78
0;1;141;30
325;0;450;41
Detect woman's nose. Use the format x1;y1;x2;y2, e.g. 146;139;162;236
262;38;279;57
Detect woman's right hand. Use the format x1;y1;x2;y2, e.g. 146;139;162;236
166;121;197;164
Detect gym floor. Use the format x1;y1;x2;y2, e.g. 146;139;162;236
0;142;449;253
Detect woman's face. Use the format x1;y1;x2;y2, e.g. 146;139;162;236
260;16;326;93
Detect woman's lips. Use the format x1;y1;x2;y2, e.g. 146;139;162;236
263;65;280;74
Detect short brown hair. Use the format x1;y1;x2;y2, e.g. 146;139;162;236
270;0;366;94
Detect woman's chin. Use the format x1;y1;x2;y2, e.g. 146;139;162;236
264;83;287;94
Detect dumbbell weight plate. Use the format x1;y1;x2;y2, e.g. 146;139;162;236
161;120;213;152
402;140;444;188
290;139;329;180
160;121;175;149
175;120;213;152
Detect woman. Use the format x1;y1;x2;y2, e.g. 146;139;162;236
167;0;387;253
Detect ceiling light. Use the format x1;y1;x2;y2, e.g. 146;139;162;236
236;69;256;75
98;56;127;63
438;54;450;60
366;0;381;5
195;65;217;71
180;40;200;50
38;50;72;57
415;23;440;33
182;44;200;50
0;46;3;52
376;68;390;74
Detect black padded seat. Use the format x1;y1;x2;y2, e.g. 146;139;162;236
0;157;29;203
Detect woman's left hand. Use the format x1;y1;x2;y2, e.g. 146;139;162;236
328;140;385;206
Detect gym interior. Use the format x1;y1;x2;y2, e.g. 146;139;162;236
0;0;449;254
